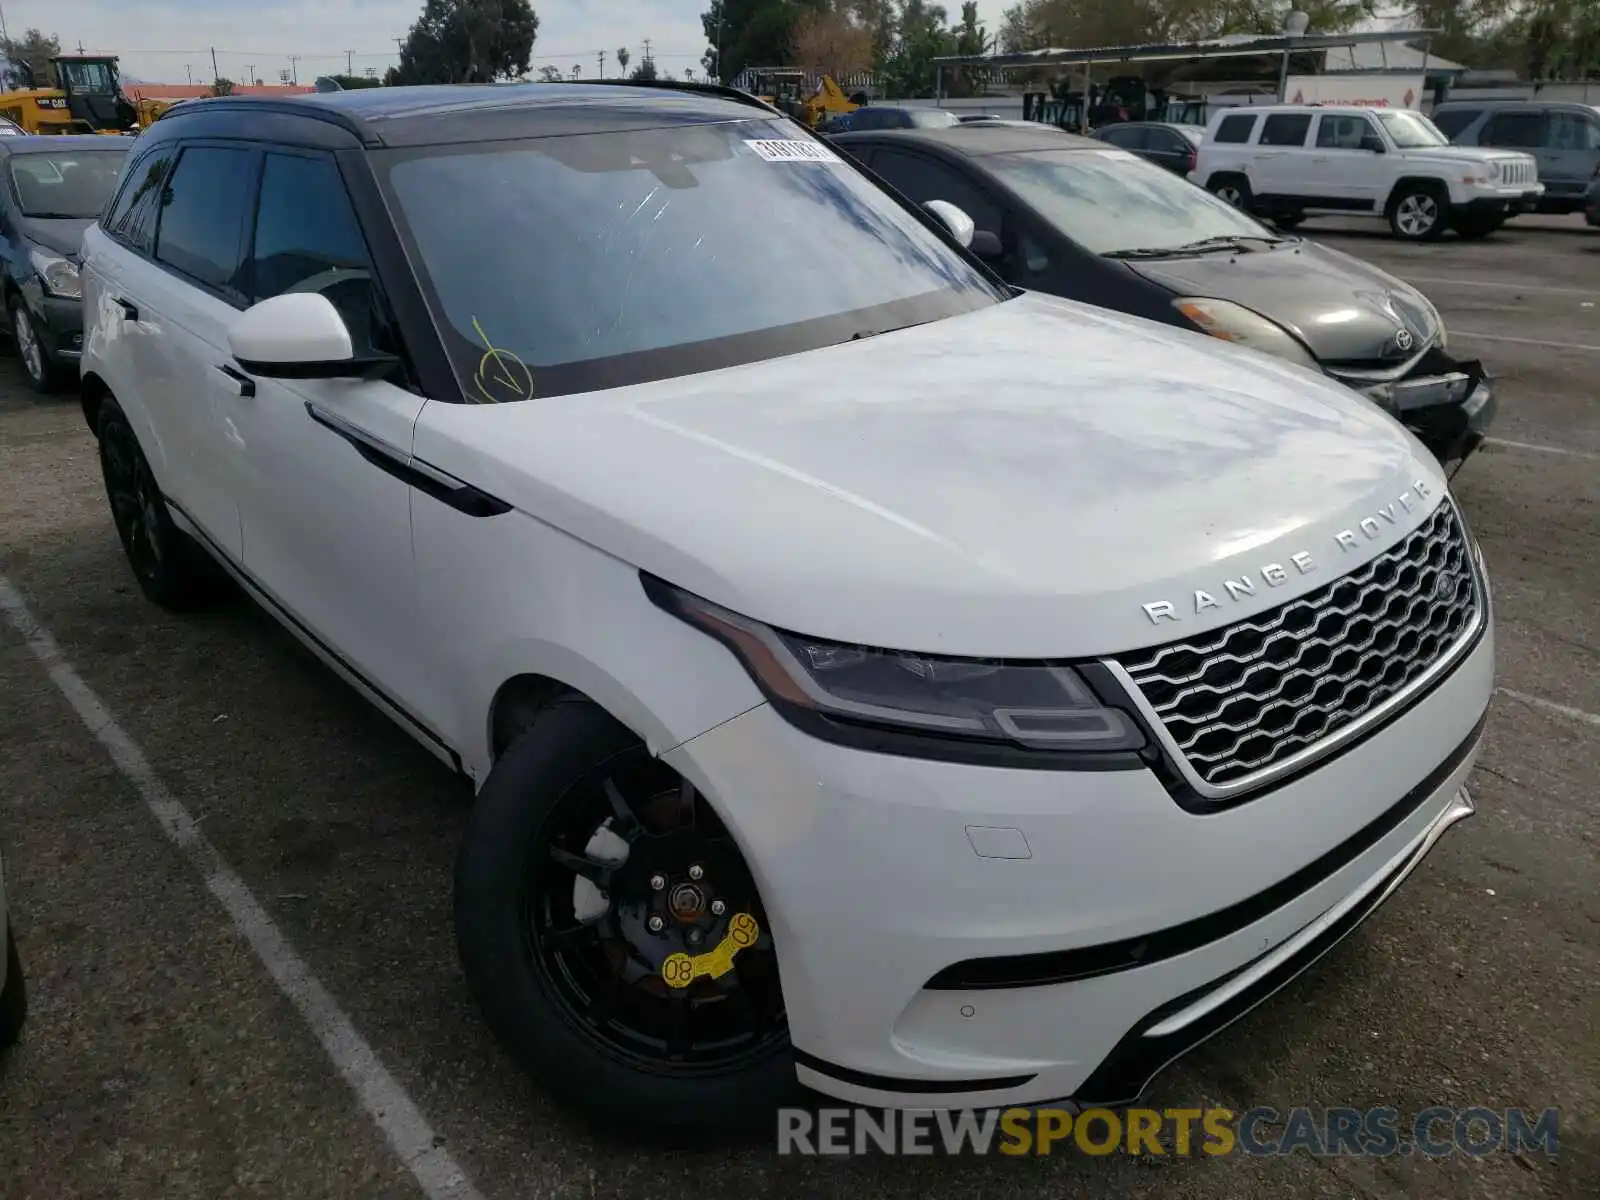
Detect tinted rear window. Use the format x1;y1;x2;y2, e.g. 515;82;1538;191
378;119;1008;400
1260;114;1312;146
1214;114;1257;143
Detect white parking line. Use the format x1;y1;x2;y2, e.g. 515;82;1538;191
0;575;485;1200
1486;437;1600;461
1404;276;1599;298
1498;688;1600;730
1450;331;1600;353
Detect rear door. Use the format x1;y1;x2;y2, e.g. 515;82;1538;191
103;141;258;560
1250;112;1315;199
1144;127;1196;175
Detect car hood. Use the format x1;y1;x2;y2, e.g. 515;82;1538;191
1408;145;1533;168
1124;240;1442;363
21;216;92;260
414;291;1449;658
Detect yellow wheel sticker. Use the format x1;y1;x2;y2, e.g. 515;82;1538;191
661;912;760;989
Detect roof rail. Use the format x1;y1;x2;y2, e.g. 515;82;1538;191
564;77;789;120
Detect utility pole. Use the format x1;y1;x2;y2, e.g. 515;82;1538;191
210;46;219;82
246;64;255;87
346;50;354;75
185;64;194;85
288;55;300;84
642;38;652;64
598;50;605;78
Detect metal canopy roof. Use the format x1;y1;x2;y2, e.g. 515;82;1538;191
932;29;1440;70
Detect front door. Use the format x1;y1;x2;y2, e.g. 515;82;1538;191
226;148;436;731
1306;112;1386;211
1542;109;1600;203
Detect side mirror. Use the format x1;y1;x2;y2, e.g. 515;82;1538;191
228;292;392;380
1360;135;1386;153
969;229;1005;261
922;199;975;247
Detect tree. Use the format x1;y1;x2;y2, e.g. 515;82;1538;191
211;77;237;97
791;6;874;78
0;28;62;87
700;0;830;86
327;73;382;89
631;55;659;80
617;47;631;74
537;64;563;81
386;0;539;85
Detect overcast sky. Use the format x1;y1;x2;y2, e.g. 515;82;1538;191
6;0;1014;85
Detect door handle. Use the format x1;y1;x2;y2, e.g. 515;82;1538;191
113;296;138;321
214;364;256;398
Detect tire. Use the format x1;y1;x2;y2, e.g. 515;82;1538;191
1207;173;1253;210
9;296;64;395
455;699;796;1142
1387;184;1448;241
0;925;25;1051
1272;213;1306;230
95;396;223;610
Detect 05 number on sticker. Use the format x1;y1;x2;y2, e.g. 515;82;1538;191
745;139;841;163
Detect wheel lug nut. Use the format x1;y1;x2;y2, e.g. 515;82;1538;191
710;899;726;916
686;929;703;946
649;874;665;891
688;864;704;881
647;915;665;933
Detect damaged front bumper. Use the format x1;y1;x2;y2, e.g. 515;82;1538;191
1329;349;1496;468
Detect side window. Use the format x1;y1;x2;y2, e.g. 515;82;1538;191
153;145;255;298
104;146;176;253
249;151;403;364
1315;114;1377;150
1102;125;1147;150
1548;111;1600;151
868;148;1004;233
1214;113;1257;144
1430;109;1481;140
1482;111;1546;149
1259;114;1313;147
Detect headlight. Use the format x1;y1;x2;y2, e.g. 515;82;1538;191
30;249;81;300
1172;297;1319;370
643;576;1146;756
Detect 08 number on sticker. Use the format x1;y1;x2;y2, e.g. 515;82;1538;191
745;139;841;163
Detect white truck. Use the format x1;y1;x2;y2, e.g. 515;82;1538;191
1194;103;1543;240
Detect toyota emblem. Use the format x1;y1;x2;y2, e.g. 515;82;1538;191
1394;328;1415;352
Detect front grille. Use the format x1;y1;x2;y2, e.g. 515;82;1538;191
1498;159;1535;186
1114;501;1479;793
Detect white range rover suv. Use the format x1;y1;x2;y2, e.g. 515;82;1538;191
79;83;1494;1138
1195;104;1542;240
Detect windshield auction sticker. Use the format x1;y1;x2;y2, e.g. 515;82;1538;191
744;139;841;163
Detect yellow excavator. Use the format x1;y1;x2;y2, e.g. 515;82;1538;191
743;67;863;130
0;54;170;135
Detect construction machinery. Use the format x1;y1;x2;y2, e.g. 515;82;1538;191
740;67;864;129
0;54;166;135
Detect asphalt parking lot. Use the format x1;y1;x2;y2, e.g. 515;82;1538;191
0;214;1595;1200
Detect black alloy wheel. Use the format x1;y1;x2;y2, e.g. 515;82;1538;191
456;699;795;1140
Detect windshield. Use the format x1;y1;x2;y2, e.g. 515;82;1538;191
378;118;1007;399
58;59;119;94
1376;111;1449;148
985;147;1280;256
8;151;126;219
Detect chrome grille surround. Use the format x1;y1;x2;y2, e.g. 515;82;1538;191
1106;500;1483;802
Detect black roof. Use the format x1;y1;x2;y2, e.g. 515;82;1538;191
149;81;791;150
831;124;1102;156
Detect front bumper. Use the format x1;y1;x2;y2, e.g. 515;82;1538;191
665;625;1493;1109
1455;183;1543;218
21;285;84;363
1339;355;1496;465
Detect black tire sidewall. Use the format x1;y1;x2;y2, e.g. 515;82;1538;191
1208;173;1252;209
454;700;797;1140
96;397;216;609
0;924;25;1049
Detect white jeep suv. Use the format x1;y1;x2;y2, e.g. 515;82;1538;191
78;83;1494;1138
1195;104;1542;240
